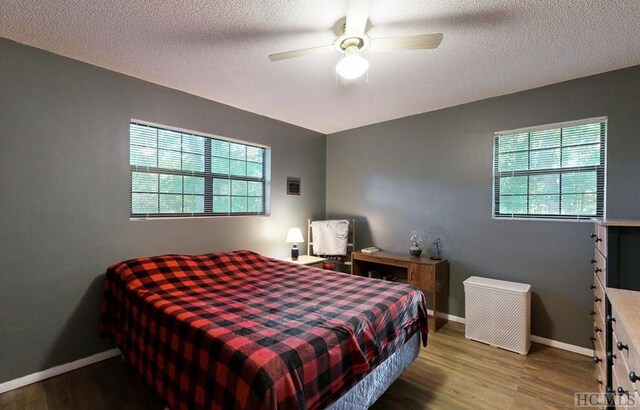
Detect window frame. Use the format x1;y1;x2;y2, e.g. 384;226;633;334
129;120;271;220
492;117;607;222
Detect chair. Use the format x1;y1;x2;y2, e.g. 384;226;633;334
307;219;355;272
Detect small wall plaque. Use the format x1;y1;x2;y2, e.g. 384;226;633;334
287;177;301;195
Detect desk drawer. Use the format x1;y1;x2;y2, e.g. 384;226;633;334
408;263;434;291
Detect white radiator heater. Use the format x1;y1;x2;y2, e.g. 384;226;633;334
463;276;531;355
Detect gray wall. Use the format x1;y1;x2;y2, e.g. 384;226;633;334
327;65;640;347
0;38;325;383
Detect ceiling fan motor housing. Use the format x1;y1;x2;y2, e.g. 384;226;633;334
334;34;370;53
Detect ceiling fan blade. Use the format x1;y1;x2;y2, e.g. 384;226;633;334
370;33;444;52
345;0;371;34
268;45;334;62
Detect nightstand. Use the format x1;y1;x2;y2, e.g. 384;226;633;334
280;255;326;269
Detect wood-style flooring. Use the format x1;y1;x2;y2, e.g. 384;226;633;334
370;322;594;409
0;321;594;409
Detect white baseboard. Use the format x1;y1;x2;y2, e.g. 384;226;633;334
0;348;121;395
428;309;466;324
529;335;594;357
427;309;593;357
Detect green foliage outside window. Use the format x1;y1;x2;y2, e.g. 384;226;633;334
493;120;605;220
130;122;268;218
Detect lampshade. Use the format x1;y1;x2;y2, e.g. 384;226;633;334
336;46;369;80
286;227;304;244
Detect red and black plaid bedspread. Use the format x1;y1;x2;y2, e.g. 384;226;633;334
99;250;428;410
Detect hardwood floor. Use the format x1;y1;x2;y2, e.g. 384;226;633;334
371;322;594;409
0;322;594;409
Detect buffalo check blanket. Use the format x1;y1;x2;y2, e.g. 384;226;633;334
100;250;428;410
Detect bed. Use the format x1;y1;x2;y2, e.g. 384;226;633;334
99;250;428;409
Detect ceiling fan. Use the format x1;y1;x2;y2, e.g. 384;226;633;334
268;0;443;80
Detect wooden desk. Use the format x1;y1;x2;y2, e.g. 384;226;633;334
351;251;449;332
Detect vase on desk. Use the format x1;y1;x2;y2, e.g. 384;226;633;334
409;230;424;257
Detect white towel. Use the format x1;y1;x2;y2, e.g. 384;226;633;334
312;220;349;255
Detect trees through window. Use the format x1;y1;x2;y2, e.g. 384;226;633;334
493;118;606;220
130;122;269;218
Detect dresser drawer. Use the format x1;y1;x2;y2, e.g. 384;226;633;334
612;316;634;371
594;322;605;362
593;331;606;386
612;332;636;396
593;272;606;319
408;263;434;291
594;361;606;390
593;249;607;287
612;368;640;409
593;224;607;257
612;375;637;408
611;304;640;374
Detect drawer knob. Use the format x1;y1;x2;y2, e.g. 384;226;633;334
597;378;603;385
594;326;602;333
590;311;597;316
590;258;597;264
593;356;602;363
607;351;616;360
590;234;602;242
594;297;601;303
617;386;629;396
590;284;596;290
594;268;602;273
617;341;629;351
606;315;616;324
630;371;639;383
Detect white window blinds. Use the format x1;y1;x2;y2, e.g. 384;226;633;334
130;122;269;218
493;117;606;220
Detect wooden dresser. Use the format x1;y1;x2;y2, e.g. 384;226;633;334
590;220;640;407
607;289;640;407
351;251;449;332
592;222;608;388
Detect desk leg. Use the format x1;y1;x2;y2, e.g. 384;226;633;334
433;263;449;332
351;260;362;276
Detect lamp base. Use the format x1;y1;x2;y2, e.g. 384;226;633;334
291;245;299;260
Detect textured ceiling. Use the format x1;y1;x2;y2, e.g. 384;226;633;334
2;0;640;134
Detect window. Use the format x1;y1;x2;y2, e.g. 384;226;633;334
493;117;606;220
130;121;270;218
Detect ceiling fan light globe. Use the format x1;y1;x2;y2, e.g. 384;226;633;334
336;54;369;80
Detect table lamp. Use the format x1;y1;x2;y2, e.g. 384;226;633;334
286;227;304;260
